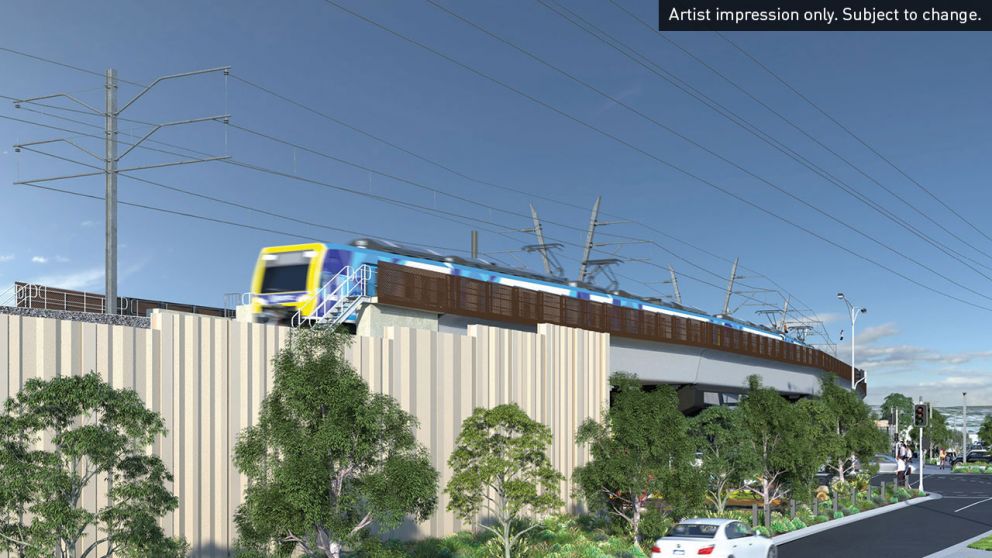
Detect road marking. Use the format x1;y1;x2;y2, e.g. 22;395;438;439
954;497;992;513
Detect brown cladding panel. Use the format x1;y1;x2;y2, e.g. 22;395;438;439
375;263;854;382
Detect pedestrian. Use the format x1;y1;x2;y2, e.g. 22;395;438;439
896;454;906;487
939;448;947;470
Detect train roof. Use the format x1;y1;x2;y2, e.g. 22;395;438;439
345;238;803;345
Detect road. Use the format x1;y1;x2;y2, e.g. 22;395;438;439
780;473;992;557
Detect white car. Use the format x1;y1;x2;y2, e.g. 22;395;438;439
651;518;777;558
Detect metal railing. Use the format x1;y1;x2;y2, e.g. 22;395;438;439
3;282;227;317
1;283;107;313
290;265;373;328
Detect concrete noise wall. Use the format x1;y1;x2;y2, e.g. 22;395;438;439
0;311;609;556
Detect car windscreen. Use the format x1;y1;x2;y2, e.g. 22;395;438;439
667;523;719;538
261;264;310;293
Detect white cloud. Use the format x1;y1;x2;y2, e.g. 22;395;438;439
31;256;48;264
806;311;844;325
29;267;103;291
868;373;992;406
857;322;899;345
55;255;70;263
80;220;94;227
0;254;13;263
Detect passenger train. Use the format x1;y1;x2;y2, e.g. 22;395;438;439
250;239;803;344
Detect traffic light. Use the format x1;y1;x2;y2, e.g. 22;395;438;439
914;403;929;427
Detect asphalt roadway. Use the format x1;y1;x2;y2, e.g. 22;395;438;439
780;473;992;557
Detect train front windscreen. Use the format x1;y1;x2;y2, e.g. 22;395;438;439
260;251;315;293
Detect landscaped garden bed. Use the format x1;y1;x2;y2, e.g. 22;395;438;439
954;464;992;474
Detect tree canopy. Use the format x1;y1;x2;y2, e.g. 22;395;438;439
817;379;887;480
690;405;758;513
738;375;826;529
880;393;914;432
979;416;992;449
446;404;562;558
573;373;704;544
0;373;184;558
233;328;438;558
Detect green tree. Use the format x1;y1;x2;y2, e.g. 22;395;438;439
573;373;704;545
880;393;914;434
0;373;185;558
690;405;757;513
446;404;562;558
818;379;887;481
908;409;954;454
739;375;819;531
234;328;438;558
978;416;992;449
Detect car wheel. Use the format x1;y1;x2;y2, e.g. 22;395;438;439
767;545;778;558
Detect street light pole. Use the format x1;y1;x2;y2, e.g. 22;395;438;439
963;392;968;463
837;293;867;390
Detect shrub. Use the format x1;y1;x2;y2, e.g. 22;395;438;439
755;526;771;537
894;488;911;501
791;519;807;531
637;509;672;542
814;514;829;524
861;501;877;511
889;496;899;504
833;511;845;520
846;506;860;515
771;519;794;534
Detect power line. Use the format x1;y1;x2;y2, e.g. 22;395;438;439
604;2;992;269
0;46;143;88
0;47;828;320
16;180;470;254
313;0;992;311
715;31;992;248
4;108;790;313
227;72;831;319
0;39;938;330
531;0;992;282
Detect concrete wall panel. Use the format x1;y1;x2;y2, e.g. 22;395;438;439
0;311;609;556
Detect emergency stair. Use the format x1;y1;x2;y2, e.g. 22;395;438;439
290;264;373;328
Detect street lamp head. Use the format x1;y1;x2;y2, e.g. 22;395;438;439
837;292;845;300
860;307;867;314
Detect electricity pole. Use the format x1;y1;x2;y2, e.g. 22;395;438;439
104;70;119;313
14;67;230;314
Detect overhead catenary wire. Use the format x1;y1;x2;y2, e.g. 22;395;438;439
314;0;992;312
714;30;992;248
0;45;972;322
0;47;826;321
16;180;472;254
223;77;831;324
445;0;992;287
602;0;992;269
3;109;793;313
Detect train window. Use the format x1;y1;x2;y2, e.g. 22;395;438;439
261;264;309;293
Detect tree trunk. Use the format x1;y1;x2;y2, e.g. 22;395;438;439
327;541;341;558
504;520;512;558
632;504;642;545
762;479;771;531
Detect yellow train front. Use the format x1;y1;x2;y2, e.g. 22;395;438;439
249;243;327;325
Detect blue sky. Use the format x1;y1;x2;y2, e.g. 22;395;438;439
1;1;990;405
